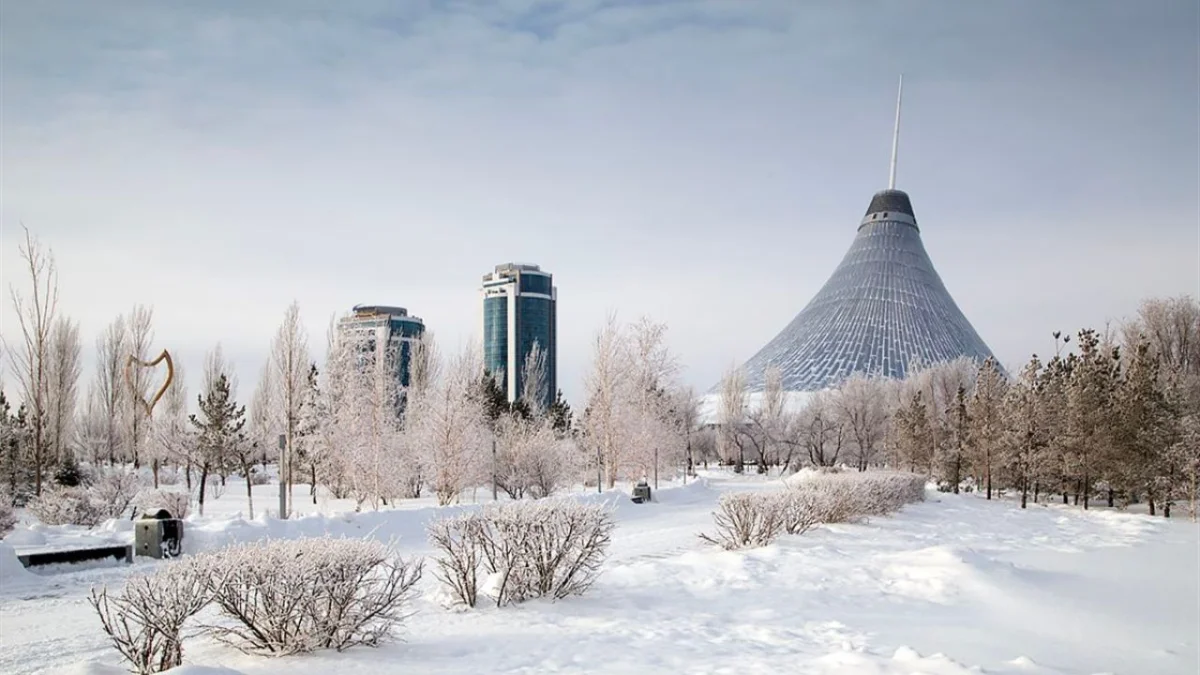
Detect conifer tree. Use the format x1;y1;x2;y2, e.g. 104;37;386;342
188;373;246;516
969;357;1007;499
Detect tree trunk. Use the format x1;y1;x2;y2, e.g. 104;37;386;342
1149;494;1156;516
1082;473;1090;510
1107;488;1114;508
1062;491;1068;505
185;462;193;490
985;452;992;500
244;462;255;520
198;465;209;517
1034;481;1040;504
1164;501;1171;518
152;458;160;489
1021;477;1028;509
311;464;318;504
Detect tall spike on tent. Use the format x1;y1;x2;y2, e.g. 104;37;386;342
888;74;903;190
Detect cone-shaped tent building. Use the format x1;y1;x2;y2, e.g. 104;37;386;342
732;188;998;392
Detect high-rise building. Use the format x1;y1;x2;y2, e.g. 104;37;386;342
721;77;998;393
481;263;557;408
337;305;425;387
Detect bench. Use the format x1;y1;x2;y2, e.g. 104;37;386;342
16;544;133;568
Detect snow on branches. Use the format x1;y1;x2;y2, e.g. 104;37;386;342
427;499;615;608
582;316;687;488
701;471;927;550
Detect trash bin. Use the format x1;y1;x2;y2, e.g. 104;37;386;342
631;481;652;504
134;508;183;559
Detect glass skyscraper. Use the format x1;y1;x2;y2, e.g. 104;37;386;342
481;263;557;408
337;305;425;387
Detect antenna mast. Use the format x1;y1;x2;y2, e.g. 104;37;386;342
888;74;903;190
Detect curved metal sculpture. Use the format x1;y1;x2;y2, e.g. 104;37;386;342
125;349;175;417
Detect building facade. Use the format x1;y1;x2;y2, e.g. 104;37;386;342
481;263;557;408
337;305;426;388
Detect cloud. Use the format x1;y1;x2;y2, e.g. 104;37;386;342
1;0;1196;405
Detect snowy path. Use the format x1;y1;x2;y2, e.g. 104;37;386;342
1;475;1196;675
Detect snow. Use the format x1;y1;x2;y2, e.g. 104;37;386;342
1;472;1196;675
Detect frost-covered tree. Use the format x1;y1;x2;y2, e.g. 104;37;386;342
835;374;888;471
581;315;631;487
744;365;785;473
46;317;81;469
716;364;748;472
92;316;128;465
269;302;309;518
6;227;60;495
407;341;488;505
798;390;845;468
999;356;1048;507
124;305;155;472
152;361;192;489
968;358;1007;498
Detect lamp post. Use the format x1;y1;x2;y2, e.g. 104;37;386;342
492;437;498;501
596;445;602;494
277;434;287;519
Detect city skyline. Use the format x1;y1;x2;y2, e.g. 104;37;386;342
1;2;1196;407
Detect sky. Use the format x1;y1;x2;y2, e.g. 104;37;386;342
1;0;1197;408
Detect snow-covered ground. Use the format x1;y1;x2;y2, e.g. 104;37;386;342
1;472;1196;675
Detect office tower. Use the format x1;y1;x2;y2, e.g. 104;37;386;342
481;263;557;408
337;305;425;387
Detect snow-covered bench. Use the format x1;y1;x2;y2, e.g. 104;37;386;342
16;543;133;568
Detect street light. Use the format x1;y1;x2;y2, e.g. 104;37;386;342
277;434;287;519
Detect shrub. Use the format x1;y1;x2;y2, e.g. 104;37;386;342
0;491;16;538
134;489;191;520
427;499;615;608
706;472;927;550
28;486;106;526
427;513;486;608
54;455;85;487
699;492;784;550
248;468;271;486
89;556;215;674
204;538;423;655
91;469;146;519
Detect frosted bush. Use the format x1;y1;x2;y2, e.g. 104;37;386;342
89;556;215;674
0;492;16;538
707;472;927;549
28;486;105;526
204;538;423;655
134;489;191;519
427;513;486;608
91;469;146;519
700;492;784;550
427;499;615;608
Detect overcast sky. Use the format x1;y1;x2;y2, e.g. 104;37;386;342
2;0;1197;407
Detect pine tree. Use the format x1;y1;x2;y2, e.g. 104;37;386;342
1116;340;1178;515
969;357;1007;499
547;389;573;437
188;374;246;516
1064;329;1121;509
1000;356;1047;508
935;385;970;493
895;391;933;475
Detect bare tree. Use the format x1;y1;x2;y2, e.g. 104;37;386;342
6;227;60;495
124;306;155;474
46;317;81;467
835;375;887;471
270;302;310;518
581;314;630;488
153;361;191;488
717;364;748;472
94;316;128;465
745;364;786;473
799;391;846;467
